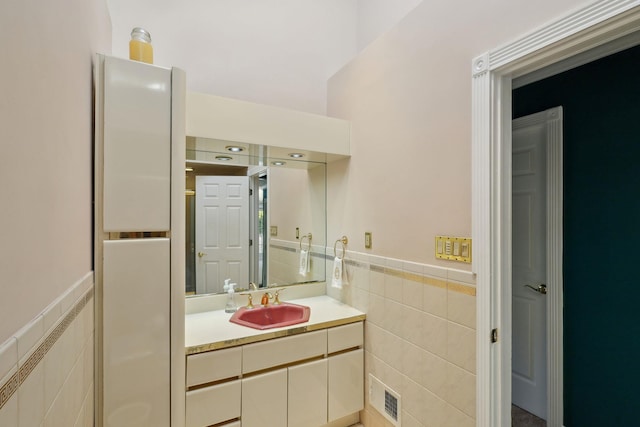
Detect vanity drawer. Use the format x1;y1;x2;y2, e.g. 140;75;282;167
242;329;327;373
186;380;241;427
186;347;241;387
328;321;363;354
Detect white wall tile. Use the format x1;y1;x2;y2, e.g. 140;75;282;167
421;313;447;359
447;289;476;330
15;315;44;361
42;302;61;337
422;350;448;400
422;388;448;427
447;322;476;374
18;362;44;427
0;384;18;427
383;273;403;303
444;363;476;418
401;306;423;348
384;299;403;337
334;249;478;425
0;337;17;381
423;264;448;279
402;376;426;423
1;281;92;427
447;269;476;285
402;277;423;310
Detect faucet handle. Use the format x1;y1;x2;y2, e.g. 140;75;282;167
273;288;284;304
239;293;254;309
249;282;258;290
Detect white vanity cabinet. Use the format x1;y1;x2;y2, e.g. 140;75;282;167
185;321;364;427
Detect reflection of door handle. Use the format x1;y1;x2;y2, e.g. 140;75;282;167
197;252;205;258
523;284;547;295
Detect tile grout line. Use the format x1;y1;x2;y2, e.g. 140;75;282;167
0;287;94;412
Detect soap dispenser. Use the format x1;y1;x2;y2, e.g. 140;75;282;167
223;279;237;313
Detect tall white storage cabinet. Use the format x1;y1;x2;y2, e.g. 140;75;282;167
94;54;186;427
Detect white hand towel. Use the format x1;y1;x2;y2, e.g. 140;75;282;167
331;256;343;289
299;249;309;275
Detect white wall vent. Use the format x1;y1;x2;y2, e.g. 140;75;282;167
369;374;402;426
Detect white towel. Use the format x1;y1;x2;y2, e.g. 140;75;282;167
331;256;343;289
299;249;310;275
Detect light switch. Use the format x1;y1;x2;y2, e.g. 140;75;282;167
435;236;472;263
461;243;469;257
453;241;460;256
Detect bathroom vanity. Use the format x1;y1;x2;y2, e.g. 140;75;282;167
185;295;365;427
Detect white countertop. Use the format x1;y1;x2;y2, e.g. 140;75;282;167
185;295;365;355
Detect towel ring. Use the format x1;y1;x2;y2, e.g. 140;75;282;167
333;236;348;258
300;233;312;251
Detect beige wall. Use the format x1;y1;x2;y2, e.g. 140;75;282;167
326;0;588;267
0;0;112;343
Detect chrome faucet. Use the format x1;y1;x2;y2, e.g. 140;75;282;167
249;282;258;290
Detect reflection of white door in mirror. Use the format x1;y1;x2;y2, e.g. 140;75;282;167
196;176;250;294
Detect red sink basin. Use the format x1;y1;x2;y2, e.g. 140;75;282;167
229;302;311;330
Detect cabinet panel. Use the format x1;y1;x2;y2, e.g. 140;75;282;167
186;347;241;387
328;322;363;354
103;56;171;231
241;369;287;427
185;380;240;427
243;329;326;373
328;349;364;422
289;359;328;427
103;239;170;426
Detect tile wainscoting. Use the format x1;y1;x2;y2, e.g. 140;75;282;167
326;251;476;427
0;272;94;427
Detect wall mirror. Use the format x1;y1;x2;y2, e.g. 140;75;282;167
185;137;327;296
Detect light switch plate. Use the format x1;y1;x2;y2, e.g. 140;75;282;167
365;232;372;249
435;236;472;263
270;226;278;236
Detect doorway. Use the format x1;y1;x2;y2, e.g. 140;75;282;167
471;3;640;427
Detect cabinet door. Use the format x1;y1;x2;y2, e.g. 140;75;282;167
328;349;364;422
241;368;287;427
288;359;327;427
103;239;170;426
103;56;171;231
185;380;240;427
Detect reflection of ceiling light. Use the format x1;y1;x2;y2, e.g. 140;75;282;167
216;155;233;161
185;167;193;172
288;153;304;158
226;146;244;152
271;161;286;166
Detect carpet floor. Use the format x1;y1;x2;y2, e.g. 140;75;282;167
512;404;546;427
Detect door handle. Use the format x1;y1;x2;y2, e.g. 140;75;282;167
197;252;205;258
523;284;547;295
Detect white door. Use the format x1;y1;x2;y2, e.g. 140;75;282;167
512;111;550;419
196;176;249;294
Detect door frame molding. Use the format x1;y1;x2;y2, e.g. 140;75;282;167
471;2;640;426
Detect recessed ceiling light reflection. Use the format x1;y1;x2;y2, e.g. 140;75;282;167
216;155;233;161
226;146;244;152
271;161;286;166
288;153;304;158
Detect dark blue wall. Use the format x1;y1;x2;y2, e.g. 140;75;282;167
513;44;640;426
